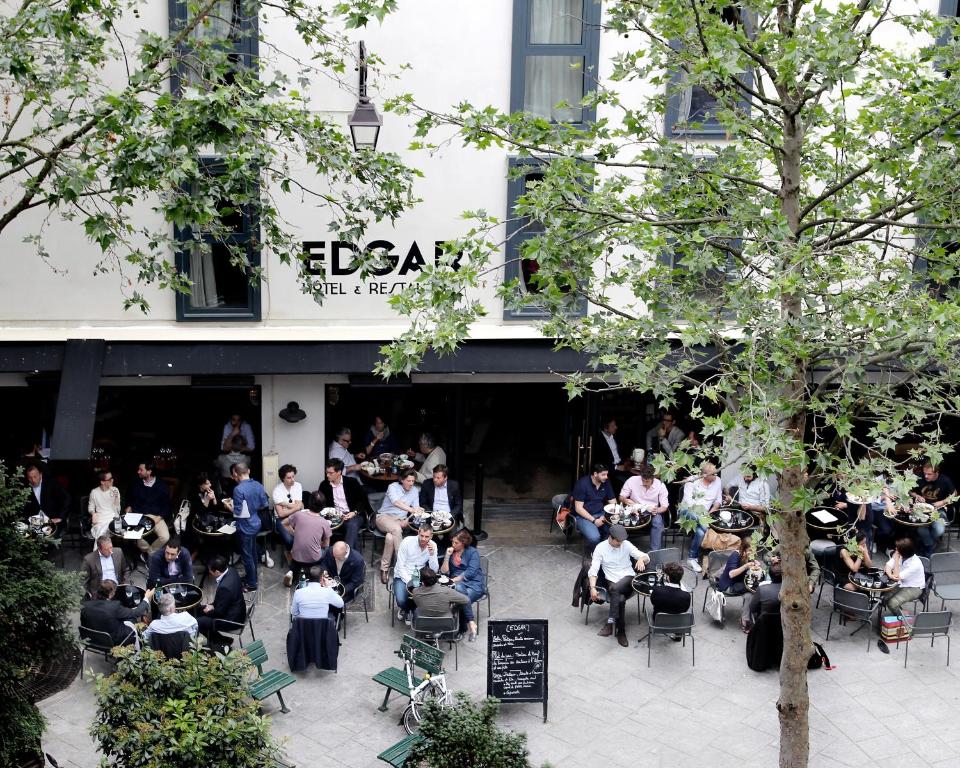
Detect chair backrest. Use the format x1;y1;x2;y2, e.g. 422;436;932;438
647;548;681;568
479;555;490;581
706;550;734;583
651;612;694;632
244;639;268;671
412;615;458;637
821;567;837;587
912;611;952;635
931;552;960;576
79;625;115;651
400;634;445;675
148;631;191;660
832;587;870;613
552;493;568;509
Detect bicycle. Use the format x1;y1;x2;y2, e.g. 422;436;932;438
399;646;452;734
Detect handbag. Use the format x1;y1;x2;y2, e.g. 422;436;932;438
705;587;726;622
555;494;574;529
807;641;834;670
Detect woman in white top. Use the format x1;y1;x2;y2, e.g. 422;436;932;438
88;470;121;546
882;537;926;614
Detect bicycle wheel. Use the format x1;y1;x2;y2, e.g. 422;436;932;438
403;683;450;734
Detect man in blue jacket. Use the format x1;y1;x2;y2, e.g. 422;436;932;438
146;537;195;589
225;461;268;593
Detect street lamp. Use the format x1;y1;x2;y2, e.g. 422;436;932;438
348;41;382;151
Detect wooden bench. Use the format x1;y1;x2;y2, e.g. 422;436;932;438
244;639;296;714
371;634;444;712
377;733;423;767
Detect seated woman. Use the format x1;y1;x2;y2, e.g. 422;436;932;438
717;534;761;632
188;472;230;560
440;529;486;642
833;533;872;591
363;415;399;459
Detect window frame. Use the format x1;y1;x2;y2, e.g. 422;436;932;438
663;7;754;139
174;157;262;322
510;0;603;127
503;157;588;320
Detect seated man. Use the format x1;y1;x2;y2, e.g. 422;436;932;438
291;566;344;620
587;524;649;648
272;463;304;575
215;436;248;485
197;555;246;649
318;458;370;553
410;567;469;619
910;463;955;557
407;433;447;484
731;465;770;517
619;467;669;550
23;464;69;537
645;412;685;458
143;593;198;642
146;537;194;589
376;468;424;583
81;535;131;599
282;491;332;587
419;464;463;526
679;461;723;573
394;523;440;624
749;562;783;626
80;579;153;646
328;427;365;480
572;463;616;552
318;541;365;603
765;544;820;594
124;461;171;554
650;561;692;619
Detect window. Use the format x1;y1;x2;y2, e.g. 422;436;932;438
174;160;261;321
510;0;602;125
170;0;260;320
664;4;753;138
503;158;587;319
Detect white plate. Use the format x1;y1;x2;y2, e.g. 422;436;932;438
604;503;623;515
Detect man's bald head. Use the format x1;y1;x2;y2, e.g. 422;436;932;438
332;541;349;559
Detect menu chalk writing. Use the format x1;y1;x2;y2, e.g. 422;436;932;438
487;619;548;721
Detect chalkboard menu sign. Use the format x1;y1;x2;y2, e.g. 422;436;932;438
486;619;548;722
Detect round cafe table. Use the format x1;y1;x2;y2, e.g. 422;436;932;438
110;514;156;542
882;506;938;529
155;582;203;613
406;512;456;537
360;468;399;485
848;568;898;596
295;575;345;596
631;571;663;596
114;584;146;609
805;505;857;540
604;504;653;533
318;509;345;532
709;507;756;534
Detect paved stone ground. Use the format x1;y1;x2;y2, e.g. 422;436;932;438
40;538;960;768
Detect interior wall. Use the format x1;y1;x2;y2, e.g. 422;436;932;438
258;375;331;491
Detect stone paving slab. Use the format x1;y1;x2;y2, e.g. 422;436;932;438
39;542;960;767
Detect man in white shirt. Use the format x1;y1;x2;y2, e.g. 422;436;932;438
407;433;446;484
144;593;199;641
679;461;723;573
619;467;670;550
731;466;770;515
272;463;304;583
221;413;255;453
328;427;365;479
393;524;439;623
291;566;345;620
587;524;649;647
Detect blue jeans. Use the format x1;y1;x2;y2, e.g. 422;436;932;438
274;517;294;551
237;532;258;589
679;507;707;560
575;515;607;550
394;578;412;611
649;513;665;551
916;520;946;557
454;582;485;623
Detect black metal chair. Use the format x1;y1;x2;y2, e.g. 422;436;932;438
647;611;695;667
78;625;135;679
338;583;369;639
213;602;256;648
411;614;460;670
931;552;960;610
815;566;839;609
899;610;951;667
472;555;491;627
367;510;386;566
826;588;881;651
148;630;191;660
701;550;737;627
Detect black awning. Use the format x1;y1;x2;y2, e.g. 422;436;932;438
50;339;105;460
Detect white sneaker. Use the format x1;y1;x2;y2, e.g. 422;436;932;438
687;558;702;573
263;552;275;568
283;570;293;587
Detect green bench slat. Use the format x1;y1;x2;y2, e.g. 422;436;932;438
377;734;423;767
372;666;420;692
250;670;296;699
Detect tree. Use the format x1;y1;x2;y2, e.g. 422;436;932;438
407;694;531;768
0;0;418;311
91;644;278;768
0;462;79;765
380;2;960;766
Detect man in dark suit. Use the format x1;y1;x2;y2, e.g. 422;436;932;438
318;458;371;551
318;541;365;603
197;555;246;648
23;464;70;536
146;537;195;589
650;561;692;618
595;419;631;494
80;580;152;646
419;464;463;525
81;535;132;599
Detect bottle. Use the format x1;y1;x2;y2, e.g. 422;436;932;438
411;569;421;589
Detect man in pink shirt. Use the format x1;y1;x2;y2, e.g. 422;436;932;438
283;491;332;587
619;467;670;550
